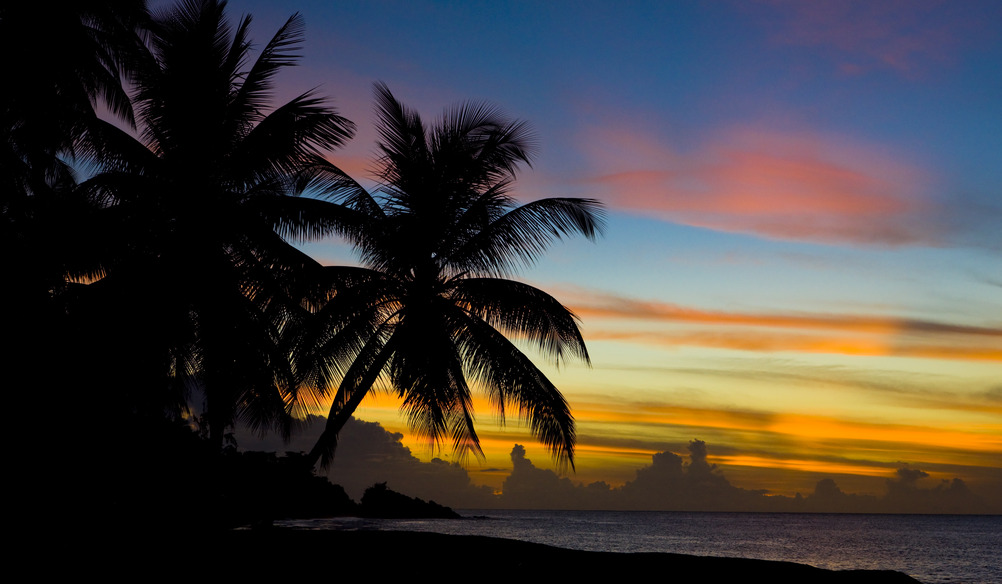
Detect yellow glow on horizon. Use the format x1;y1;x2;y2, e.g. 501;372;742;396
768;414;1002;455
573;402;769;429
341;383;1000;471
298;321;1000;504
716;454;894;478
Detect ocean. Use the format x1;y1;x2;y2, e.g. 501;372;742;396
278;511;1001;583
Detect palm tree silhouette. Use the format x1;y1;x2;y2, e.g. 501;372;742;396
2;1;146;201
2;0;149;369
84;0;359;449
305;83;603;469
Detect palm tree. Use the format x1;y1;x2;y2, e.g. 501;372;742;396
83;0;360;449
2;0;149;378
2;0;147;203
305;83;603;469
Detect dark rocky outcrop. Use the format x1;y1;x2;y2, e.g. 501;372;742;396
359;482;461;518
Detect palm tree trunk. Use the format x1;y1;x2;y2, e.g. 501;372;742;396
305;340;395;470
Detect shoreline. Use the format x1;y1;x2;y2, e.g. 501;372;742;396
137;529;922;582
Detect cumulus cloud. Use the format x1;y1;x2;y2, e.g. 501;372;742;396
235;421;994;513
500;440;770;511
878;466;987;514
499;440;993;513
894;467;930;485
500;445;607;509
795;465;991;514
235;416;496;508
617;439;773;511
799;477;880;513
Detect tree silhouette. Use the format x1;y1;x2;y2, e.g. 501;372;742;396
81;0;359;449
2;1;149;393
2;0;147;204
305;83;603;469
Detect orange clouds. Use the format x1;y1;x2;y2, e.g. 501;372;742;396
563;397;1002;496
573;401;999;454
768;414;1002;456
581;125;937;246
718;454;891;479
563;288;1002;362
571;401;1002;467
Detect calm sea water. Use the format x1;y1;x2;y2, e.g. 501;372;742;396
279;511;1001;584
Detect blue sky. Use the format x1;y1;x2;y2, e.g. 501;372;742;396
184;0;1001;506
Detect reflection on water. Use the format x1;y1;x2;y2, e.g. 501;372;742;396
279;511;1002;584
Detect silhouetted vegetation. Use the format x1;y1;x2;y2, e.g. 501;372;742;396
4;0;598;529
360;482;460;519
79;0;358;450
105;418;356;529
304;82;603;469
105;422;457;528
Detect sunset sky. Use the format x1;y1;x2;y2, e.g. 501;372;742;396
211;0;1001;506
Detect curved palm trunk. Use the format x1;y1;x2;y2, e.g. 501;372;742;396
305;339;395;470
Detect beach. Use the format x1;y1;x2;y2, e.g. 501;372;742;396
110;530;921;582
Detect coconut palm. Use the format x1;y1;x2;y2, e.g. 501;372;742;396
1;0;147;202
305;83;603;469
83;0;360;448
2;0;149;360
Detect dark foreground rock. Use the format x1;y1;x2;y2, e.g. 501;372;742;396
105;529;922;583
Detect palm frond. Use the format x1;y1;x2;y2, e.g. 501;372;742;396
389;310;483;458
450;277;589;366
451;306;576;469
311;330;398;468
77;118;159;176
245;188;367;244
436;100;536;183
230;12;305;119
372;81;429;188
236;91;355;179
450;197;605;275
291;265;399;394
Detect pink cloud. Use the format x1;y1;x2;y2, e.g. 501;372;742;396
580;124;938;246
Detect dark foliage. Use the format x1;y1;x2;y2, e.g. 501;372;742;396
75;0;359;447
3;0;359;528
5;1;602;530
360;482;460;519
99;419;357;530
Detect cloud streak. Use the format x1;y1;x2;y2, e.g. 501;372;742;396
596;361;1002;415
563;288;1002;362
579;125;942;246
572;401;1002;461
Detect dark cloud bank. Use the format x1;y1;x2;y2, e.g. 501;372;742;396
238;417;998;514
